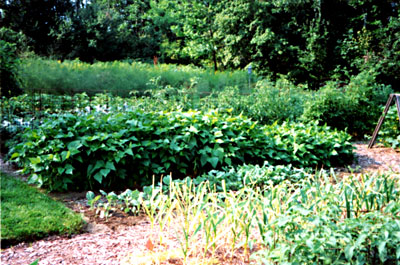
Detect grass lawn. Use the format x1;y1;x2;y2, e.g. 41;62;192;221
1;172;84;247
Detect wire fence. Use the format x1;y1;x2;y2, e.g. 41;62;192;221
1;85;256;135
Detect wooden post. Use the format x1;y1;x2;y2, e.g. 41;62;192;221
368;93;400;148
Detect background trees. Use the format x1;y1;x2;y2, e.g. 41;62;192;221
1;0;399;88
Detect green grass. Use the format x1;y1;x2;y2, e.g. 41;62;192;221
1;172;84;247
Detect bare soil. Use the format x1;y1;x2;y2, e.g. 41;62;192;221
1;142;399;265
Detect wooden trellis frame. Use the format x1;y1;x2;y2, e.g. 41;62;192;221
368;93;400;148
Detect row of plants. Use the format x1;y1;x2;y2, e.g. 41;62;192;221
86;163;314;219
10;58;394;137
18;58;252;96
102;170;400;264
8;108;353;191
2;76;394;140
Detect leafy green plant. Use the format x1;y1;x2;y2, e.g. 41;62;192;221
86;191;101;210
205;78;309;124
9;108;354;191
117;189;142;214
376;105;400;149
253;173;400;264
302;70;393;137
95;190;119;219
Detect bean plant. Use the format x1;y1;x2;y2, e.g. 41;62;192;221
9;107;353;191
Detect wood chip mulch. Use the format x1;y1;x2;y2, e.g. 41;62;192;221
1;142;399;265
348;142;400;173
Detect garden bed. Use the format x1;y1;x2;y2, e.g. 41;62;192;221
1;141;399;265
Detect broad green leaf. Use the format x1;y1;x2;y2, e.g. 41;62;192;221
65;164;74;175
208;157;219;168
105;161;116;171
94;172;103;183
61;151;71;162
345;245;354;261
100;168;111;177
29;157;41;164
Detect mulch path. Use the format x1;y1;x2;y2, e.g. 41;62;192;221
1;142;399;265
347;142;400;173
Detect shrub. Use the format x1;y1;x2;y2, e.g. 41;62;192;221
204;78;309;124
302;70;393;137
0;40;22;97
9;109;354;191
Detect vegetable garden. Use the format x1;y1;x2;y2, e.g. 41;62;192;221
1;59;399;264
1;1;400;263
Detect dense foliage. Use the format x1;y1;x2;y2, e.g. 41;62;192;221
2;0;399;88
301;70;392;136
377;105;400;149
252;173;400;264
0;40;22;98
9;109;353;191
9;58;393;137
18;58;251;95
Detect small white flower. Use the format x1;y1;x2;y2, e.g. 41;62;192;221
2;120;11;127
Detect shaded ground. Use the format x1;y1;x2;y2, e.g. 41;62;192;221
1;142;399;265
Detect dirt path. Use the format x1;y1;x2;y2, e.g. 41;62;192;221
1;142;399;265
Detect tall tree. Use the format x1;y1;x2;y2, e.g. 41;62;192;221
1;0;73;56
164;0;225;71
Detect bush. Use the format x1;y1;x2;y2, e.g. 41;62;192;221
204;78;309;124
0;40;22;98
9;109;353;191
301;70;393;137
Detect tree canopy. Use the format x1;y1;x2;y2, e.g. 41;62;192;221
1;0;399;88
